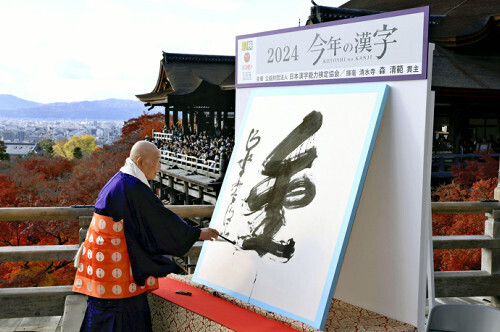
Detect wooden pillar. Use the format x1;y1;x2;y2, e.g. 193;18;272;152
483;209;500;308
169;176;176;205
189;110;195;135
195;111;201;135
79;216;92;245
495;164;500;202
184;181;191;205
490;167;500;308
157;176;165;200
219;147;228;178
217;109;222;134
164;105;170;128
209;109;215;135
223;109;228;131
182;109;188;134
173;109;178;129
198;186;205;205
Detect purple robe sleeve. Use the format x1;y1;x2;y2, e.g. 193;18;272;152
95;172;201;286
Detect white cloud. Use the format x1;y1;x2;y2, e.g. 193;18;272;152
0;0;348;103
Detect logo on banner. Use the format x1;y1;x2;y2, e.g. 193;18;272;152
242;47;253;80
242;41;253;51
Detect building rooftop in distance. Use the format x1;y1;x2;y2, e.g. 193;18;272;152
5;142;39;156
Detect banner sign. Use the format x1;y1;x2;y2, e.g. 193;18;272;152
236;7;429;87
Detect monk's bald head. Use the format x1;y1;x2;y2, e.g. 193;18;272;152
130;141;159;163
130;141;162;180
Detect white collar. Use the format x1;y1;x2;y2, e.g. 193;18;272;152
119;157;150;188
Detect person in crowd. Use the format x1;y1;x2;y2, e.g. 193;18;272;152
73;140;219;331
154;129;235;163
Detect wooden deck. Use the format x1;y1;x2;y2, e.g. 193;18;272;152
0;203;498;330
0;316;61;332
0;296;493;332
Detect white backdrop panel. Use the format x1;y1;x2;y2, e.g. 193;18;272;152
333;78;433;330
233;75;432;330
194;84;389;329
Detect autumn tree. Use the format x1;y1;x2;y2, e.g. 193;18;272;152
0;174;22;207
5;156;73;206
0;170;78;287
53;135;96;160
51;138;67;159
39;138;55;154
122;112;164;141
451;150;499;186
0;112;168;287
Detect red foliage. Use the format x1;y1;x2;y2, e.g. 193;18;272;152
0;261;76;287
433;249;482;271
432;177;498;271
1;157;73;206
60;142;130;205
20;157;73;180
0;175;22;207
451;151;499;186
0;113;156;287
121;112;164;140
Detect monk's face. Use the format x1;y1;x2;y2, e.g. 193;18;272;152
141;148;161;180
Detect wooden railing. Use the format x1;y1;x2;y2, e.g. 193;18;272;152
432;201;500;308
159;150;221;179
0;205;214;319
153;132;223;179
0;202;499;319
152;132;173;141
431;153;500;178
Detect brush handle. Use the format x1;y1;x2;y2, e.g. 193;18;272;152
218;233;236;245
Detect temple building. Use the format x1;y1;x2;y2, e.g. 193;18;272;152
307;0;500;154
136;52;235;136
136;1;499;184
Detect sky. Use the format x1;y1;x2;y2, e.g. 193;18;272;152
0;0;347;103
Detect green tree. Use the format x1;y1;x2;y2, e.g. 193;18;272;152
39;138;55;154
0;140;9;161
73;147;83;159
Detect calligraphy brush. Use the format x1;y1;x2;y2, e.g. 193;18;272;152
217;233;236;245
198;226;237;246
214;233;243;250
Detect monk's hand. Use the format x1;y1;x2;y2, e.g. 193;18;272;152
199;227;219;241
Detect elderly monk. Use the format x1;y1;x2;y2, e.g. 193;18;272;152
73;140;219;332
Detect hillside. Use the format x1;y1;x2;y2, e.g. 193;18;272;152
0;94;41;110
0;95;149;121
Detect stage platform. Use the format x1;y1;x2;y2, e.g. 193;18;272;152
149;274;417;331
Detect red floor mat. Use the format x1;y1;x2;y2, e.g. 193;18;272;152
153;277;297;331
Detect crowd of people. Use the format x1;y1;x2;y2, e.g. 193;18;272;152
434;134;500;154
152;126;235;165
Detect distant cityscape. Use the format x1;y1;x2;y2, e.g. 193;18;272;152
0;118;123;148
0;94;148;156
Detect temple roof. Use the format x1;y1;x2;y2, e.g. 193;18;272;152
308;0;500;46
136;53;235;105
433;44;500;90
